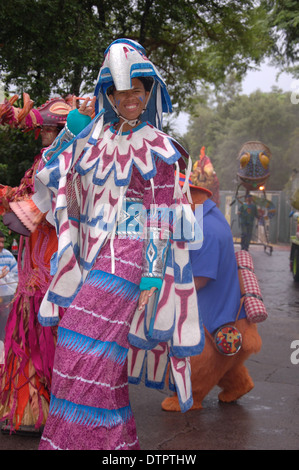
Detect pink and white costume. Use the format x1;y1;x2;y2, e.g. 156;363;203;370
34;39;204;450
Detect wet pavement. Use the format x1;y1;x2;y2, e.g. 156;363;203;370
1;243;298;451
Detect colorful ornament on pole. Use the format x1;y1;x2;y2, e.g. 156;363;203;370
237;141;271;191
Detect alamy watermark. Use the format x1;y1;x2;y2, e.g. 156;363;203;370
90;200;203;250
290;340;299;365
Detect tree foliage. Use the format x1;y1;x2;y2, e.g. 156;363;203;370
0;127;41;187
0;0;272;108
1;1;298;195
185;85;299;191
267;0;299;65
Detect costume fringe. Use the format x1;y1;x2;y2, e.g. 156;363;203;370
50;394;133;428
86;270;139;302
58;327;128;366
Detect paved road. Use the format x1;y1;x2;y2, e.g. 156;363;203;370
132;243;299;451
1;243;298;451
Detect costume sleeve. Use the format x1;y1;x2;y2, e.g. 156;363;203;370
41;109;91;165
190;229;220;281
33;110;104;224
41;125;77;165
139;158;175;290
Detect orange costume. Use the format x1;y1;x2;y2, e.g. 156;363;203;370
0;96;71;430
191;146;220;207
162;318;261;411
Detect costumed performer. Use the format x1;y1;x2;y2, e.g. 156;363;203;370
0;96;71;431
238;194;258;251
162;174;262;411
191;146;220;207
33;38;204;450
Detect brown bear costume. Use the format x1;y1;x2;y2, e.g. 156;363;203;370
162;318;262;411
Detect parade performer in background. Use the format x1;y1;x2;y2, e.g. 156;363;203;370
232;141;274;252
0;96;71;431
33;38;204;450
162;174;262;411
238;194;258;251
236;141;271;196
191;146;220;207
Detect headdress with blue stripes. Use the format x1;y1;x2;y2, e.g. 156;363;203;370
94;38;172;130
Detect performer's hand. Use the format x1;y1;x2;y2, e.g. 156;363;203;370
72;96;96;118
138;287;157;310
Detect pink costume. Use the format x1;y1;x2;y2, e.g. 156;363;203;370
33;39;204;450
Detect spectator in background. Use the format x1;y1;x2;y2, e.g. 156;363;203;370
0;230;18;365
0;230;18;291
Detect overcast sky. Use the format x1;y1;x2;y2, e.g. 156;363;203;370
172;61;294;135
242;61;293;95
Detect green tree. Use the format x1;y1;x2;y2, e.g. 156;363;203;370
0;0;272;108
0;127;41;187
0;217;20;251
186;86;299;191
267;0;299;65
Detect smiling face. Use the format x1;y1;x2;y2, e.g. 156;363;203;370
109;77;149;129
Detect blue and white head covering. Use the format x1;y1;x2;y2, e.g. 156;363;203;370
94;38;172;129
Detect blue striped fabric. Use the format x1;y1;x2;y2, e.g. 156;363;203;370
57;327;128;365
49;394;132;428
57;327;128;364
85;270;140;302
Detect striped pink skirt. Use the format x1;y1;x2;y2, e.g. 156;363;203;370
39;264;141;450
